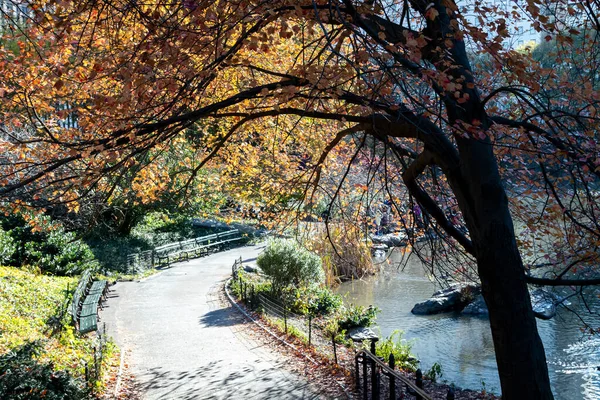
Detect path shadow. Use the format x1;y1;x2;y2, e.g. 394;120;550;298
198;308;242;328
134;359;324;400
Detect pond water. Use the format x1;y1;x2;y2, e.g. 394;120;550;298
336;249;600;399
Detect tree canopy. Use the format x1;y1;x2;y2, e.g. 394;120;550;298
1;1;599;398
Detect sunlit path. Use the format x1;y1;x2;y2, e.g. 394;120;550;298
102;245;325;399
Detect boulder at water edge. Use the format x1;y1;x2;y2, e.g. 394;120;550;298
411;283;480;315
371;232;408;247
460;289;564;319
530;288;558;320
461;294;489;316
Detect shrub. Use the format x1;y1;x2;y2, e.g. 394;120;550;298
288;285;342;316
337;304;379;331
375;330;418;372
0;214;95;276
257;239;324;291
0;228;15;265
0;341;87;400
25;229;96;276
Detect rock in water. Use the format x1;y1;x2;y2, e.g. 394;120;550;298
530;288;557;320
370;232;408;247
461;294;489;316
460;289;560;319
347;327;379;342
411;283;480;315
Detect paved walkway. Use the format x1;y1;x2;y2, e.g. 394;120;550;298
102;245;325;399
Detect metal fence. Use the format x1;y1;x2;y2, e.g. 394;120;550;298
231;259;448;400
231;261;341;361
84;322;108;392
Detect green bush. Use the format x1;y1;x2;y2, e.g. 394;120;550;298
0;214;95;276
0;228;16;265
375;330;418;372
24;229;96;276
288;285;342;316
257;239;324;291
0;341;87;400
337;304;379;331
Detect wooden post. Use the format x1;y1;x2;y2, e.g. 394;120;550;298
332;334;338;364
308;314;312;346
416;368;423;400
389;353;396;400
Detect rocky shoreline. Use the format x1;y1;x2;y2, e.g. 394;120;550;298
411;283;569;320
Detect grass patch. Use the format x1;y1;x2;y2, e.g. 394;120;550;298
267;317;309;344
0;266;118;393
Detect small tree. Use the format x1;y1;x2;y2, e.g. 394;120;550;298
257;239;324;291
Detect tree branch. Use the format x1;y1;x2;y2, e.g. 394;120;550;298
402;151;475;255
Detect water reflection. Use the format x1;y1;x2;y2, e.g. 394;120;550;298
336;250;600;399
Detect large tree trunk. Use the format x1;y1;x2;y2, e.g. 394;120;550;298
459;138;554;399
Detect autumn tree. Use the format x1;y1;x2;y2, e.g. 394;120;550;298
1;1;600;398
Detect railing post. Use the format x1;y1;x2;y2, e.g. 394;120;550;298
416;368;423;400
370;340;379;400
283;301;288;334
389;353;396;400
355;353;361;391
362;353;368;400
308;314;312;346
447;387;455;400
332;333;338;364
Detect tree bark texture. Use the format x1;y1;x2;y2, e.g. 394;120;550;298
458;138;554;400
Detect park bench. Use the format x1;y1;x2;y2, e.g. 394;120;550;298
154;238;202;266
152;230;242;267
79;280;108;334
68;269;93;324
215;230;242;250
191;233;219;257
68;269;109;333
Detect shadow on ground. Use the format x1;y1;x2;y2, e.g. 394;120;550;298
134;359;323;399
198;307;243;328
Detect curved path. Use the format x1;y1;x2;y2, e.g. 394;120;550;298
102;245;324;400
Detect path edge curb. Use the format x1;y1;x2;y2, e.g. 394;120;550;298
224;278;352;399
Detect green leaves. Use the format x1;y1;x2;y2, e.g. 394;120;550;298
257;239;324;290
